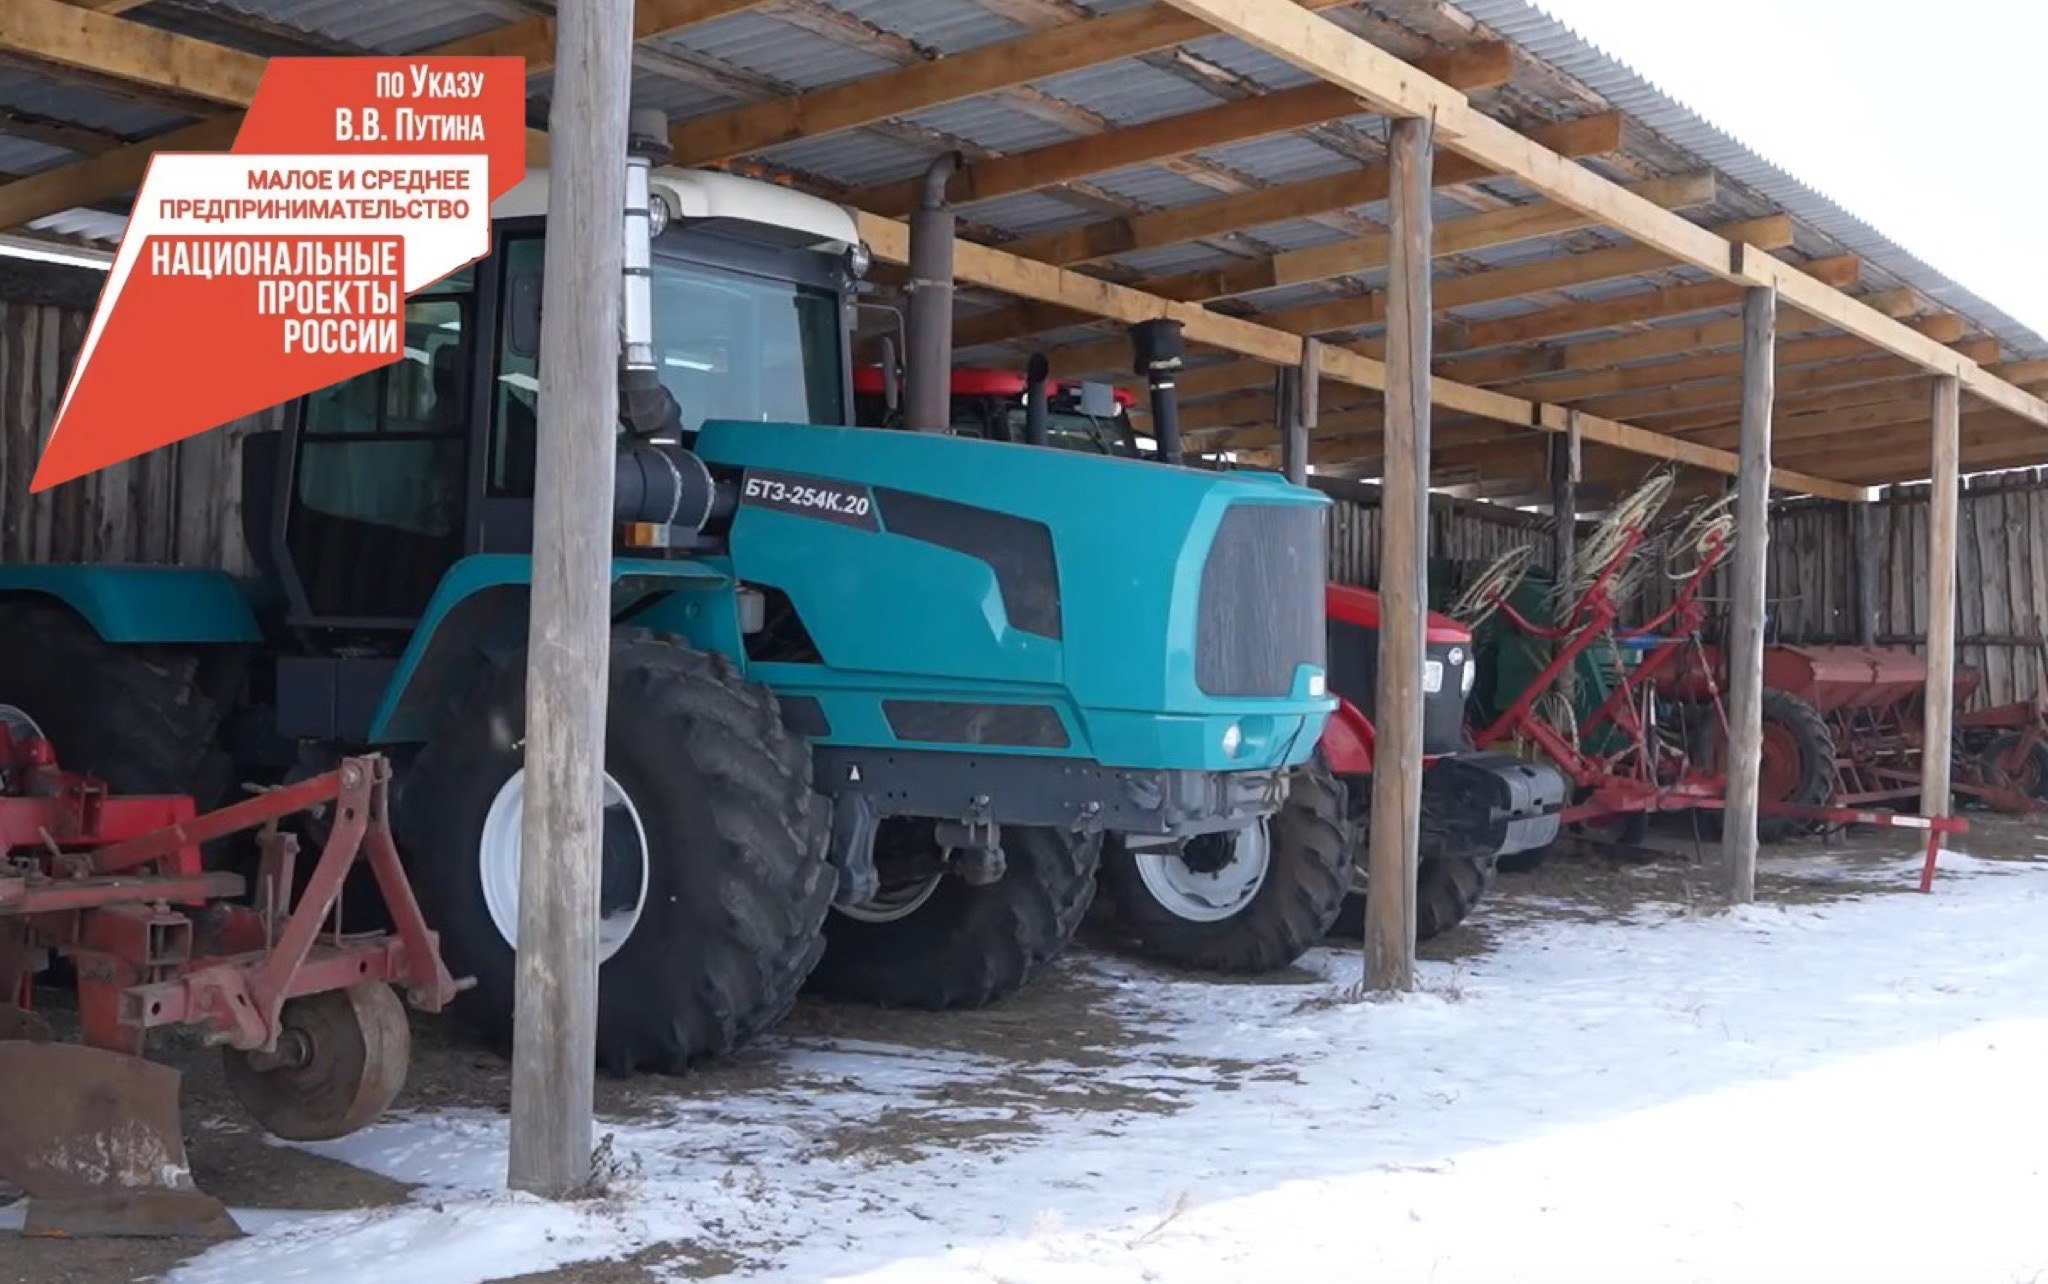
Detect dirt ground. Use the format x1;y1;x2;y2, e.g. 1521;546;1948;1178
5;810;2034;1284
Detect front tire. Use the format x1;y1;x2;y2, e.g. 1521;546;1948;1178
807;822;1100;1009
0;600;232;805
396;633;834;1073
1100;757;1351;972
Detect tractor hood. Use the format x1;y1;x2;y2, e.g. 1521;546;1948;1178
695;420;1333;773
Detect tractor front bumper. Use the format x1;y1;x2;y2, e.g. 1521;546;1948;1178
1424;751;1567;859
811;745;1289;839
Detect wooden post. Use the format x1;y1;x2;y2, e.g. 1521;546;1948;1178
1852;501;1880;646
1720;284;1776;904
1923;375;1962;819
1364;116;1432;993
1547;427;1577;705
507;0;631;1199
1288;338;1321;487
1275;365;1302;483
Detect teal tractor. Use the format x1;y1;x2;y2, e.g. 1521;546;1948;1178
0;124;1332;1072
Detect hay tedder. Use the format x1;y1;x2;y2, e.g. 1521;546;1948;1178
0;707;457;1239
1458;473;1968;866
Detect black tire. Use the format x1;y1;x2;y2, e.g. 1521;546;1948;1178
1329;851;1497;942
807;823;1100;1009
0;599;232;804
395;632;834;1073
1099;756;1350;973
1979;732;2048;804
1692;690;1835;843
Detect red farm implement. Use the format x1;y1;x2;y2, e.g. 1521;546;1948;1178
1461;473;1969;868
1669;643;2048;816
0;707;459;1239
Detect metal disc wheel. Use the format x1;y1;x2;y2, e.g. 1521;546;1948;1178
837;873;945;924
0;703;46;742
1130;822;1271;923
223;982;411;1142
1981;732;2048;804
478;768;650;964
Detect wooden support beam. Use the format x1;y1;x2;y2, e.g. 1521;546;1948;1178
508;0;631;1202
854;42;1515;217
1365;113;1431;994
1152;0;2048;430
1923;376;1962;819
858;211;1866;500
1003;111;1622;270
1852;501;1880;646
961;172;1714;351
1442;254;1859;356
1038;213;1796;395
1720;285;1775;905
0;0;766;230
1;0;266;107
669;0;1354;166
1284;339;1319;484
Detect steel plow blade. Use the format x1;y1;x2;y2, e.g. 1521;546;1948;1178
0;1041;239;1239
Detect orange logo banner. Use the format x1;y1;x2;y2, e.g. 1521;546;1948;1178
31;57;528;492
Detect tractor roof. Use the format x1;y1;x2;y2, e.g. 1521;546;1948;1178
492;166;859;254
853;364;1136;407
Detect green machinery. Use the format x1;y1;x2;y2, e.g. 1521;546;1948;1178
0;123;1332;1072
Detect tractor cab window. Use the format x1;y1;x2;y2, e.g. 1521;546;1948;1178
648;256;843;433
998;405;1131;456
289;288;471;621
487;238;846;498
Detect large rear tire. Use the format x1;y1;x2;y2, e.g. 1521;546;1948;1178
396;632;834;1073
1693;689;1835;842
0;599;232;804
807;822;1100;1009
1099;757;1350;973
1330;850;1497;942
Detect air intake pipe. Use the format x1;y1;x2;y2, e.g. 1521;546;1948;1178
619;107;683;440
1023;352;1051;447
905;152;960;433
1130;318;1186;465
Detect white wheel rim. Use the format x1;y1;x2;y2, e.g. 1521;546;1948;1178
837;874;943;924
479;768;650;964
1132;823;1271;922
0;704;46;742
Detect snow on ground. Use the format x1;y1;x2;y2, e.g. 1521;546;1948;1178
165;852;2048;1283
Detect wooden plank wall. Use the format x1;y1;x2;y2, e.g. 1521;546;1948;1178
0;260;272;575
1327;469;2048;709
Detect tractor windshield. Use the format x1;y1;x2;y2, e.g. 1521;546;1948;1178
998;405;1135;457
647;255;844;432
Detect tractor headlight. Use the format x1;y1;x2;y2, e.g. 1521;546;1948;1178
846;240;872;279
1307;670;1326;698
1461;660;1477;695
1221;722;1244;756
646;191;672;238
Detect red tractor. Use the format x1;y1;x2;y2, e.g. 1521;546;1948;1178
1313;584;1567;938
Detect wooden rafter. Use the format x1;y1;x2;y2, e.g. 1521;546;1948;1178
857;209;1864;499
851;42;1516;217
1153;0;2048;435
956;171;1714;350
0;0;773;230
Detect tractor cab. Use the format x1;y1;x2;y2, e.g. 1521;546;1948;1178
250;165;861;635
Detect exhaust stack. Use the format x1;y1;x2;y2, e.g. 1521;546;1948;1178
905;153;960;432
1130;318;1187;466
1023;353;1051;446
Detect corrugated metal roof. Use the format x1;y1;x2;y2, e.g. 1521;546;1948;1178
208;0;501;54
1453;0;2048;359
0;68;187;137
830;0;1025;53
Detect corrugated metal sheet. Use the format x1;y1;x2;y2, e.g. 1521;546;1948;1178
1027;62;1224;128
1179;33;1321;90
756;129;934;187
668;13;900;91
1196;133;1356;186
0;69;187;138
826;0;1025;54
1454;0;2048;358
948;189;1096;238
208;0;501;54
900;97;1082;157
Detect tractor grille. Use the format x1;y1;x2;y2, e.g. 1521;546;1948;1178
1325;621;1470;756
1196;502;1326;698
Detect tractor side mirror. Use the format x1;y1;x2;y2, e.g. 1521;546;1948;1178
507;267;544;358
